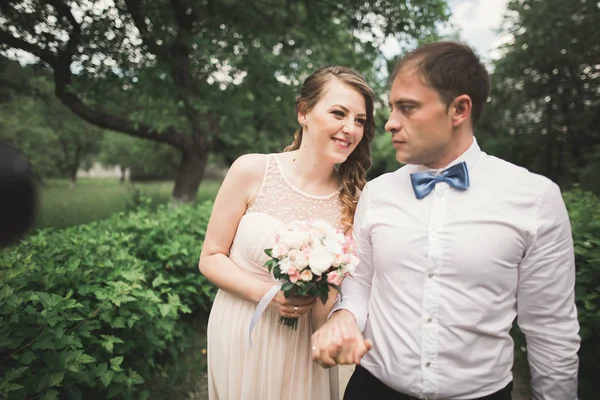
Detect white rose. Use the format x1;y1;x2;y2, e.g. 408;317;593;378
287;220;310;232
323;234;344;255
332;253;344;267
341;254;360;274
278;257;292;274
271;242;289;259
308;231;322;247
310;219;336;239
308;245;336;276
287;249;300;261
280;231;309;249
292;251;309;269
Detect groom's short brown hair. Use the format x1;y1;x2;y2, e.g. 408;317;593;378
391;41;491;126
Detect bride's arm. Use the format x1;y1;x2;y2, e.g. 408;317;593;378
199;154;271;302
199;154;315;318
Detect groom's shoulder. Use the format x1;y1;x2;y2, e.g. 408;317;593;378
365;166;409;191
482;153;554;189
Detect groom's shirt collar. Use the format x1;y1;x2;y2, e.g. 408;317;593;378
410;137;482;175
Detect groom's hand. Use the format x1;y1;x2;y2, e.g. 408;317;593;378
311;310;372;368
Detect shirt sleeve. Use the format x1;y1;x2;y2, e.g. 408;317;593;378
517;181;581;400
330;182;374;332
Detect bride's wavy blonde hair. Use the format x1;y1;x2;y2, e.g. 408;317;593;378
284;66;375;232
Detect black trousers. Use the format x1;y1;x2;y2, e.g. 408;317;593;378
343;365;514;400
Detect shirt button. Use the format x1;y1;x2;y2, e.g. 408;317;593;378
428;273;434;278
427;318;432;323
426;362;431;367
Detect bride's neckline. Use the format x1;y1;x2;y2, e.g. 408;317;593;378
273;154;341;200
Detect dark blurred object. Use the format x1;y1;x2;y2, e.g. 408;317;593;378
0;141;37;248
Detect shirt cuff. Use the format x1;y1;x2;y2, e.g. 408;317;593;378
329;296;368;332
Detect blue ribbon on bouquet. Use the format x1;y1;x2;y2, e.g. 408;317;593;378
248;281;284;349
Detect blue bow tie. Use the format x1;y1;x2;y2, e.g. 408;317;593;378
410;162;470;199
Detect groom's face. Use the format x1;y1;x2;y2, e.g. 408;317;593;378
385;69;455;169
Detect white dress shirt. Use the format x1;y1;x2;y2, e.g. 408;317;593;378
333;139;580;400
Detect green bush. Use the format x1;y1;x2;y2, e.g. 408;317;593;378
512;188;600;399
0;201;216;399
563;189;600;398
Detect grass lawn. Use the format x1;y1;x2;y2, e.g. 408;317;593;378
35;177;222;229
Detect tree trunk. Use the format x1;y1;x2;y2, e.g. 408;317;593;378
120;166;126;183
172;150;208;203
68;145;81;188
69;168;78;188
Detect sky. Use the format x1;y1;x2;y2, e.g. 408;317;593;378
382;0;512;63
446;0;512;61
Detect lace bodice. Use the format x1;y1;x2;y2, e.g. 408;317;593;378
247;154;343;231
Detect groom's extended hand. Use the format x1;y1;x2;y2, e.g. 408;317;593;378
310;310;372;368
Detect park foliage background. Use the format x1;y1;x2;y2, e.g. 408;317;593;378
1;0;598;398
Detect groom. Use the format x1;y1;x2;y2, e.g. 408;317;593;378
311;41;580;400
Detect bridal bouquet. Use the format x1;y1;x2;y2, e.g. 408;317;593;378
263;219;359;330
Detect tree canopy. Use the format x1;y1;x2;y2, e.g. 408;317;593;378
0;0;450;201
479;0;599;193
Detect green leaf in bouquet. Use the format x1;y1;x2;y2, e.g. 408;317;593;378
281;282;295;297
329;283;340;291
279;316;299;330
319;291;329;305
265;259;278;273
265;249;273;257
296;284;307;297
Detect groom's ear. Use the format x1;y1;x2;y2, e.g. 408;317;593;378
450;95;472;127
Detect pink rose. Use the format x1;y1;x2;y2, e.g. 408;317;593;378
327;270;343;286
288;266;300;283
342;237;355;254
300;269;313;282
343;254;353;264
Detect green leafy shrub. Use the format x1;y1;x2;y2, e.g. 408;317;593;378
0;201;215;399
116;200;216;317
563;189;600;398
512;189;600;399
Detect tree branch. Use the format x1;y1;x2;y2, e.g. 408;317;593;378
122;0;163;56
55;89;187;147
165;0;213;150
43;0;80;67
0;30;56;65
0;1;190;148
123;0;211;150
1;0;198;149
169;0;196;31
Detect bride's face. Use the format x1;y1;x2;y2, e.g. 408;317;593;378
299;79;366;164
